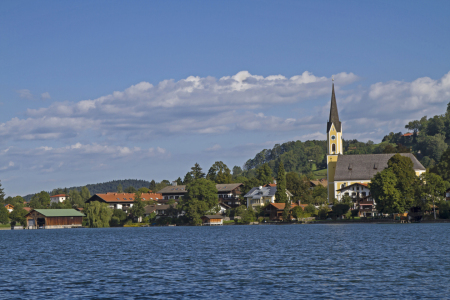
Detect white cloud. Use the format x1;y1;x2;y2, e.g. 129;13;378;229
40;92;51;100
2;70;450;145
206;144;221;151
17;89;33;100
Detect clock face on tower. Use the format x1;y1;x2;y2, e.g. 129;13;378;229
331;135;336;140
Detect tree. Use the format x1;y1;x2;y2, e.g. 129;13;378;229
9;207;27;226
175;177;183;185
130;192;145;221
312;185;327;204
179;179;218;225
0;180;5;205
232;166;243;176
292;206;306;221
387;154;417;210
206;161;232;184
29;191;51;209
242;177;260;196
0;205;9;224
149;180;156;191
138;187;150;193
191;163;205;179
369;169;402;214
110;209;127;227
125;186;136;193
275;161;287;203
419;172;449;219
417;134;448;161
117;184;123;193
286;172;312;203
331;203;350;219
84;201;113;228
183;172;193;185
405;120;421;134
69;189;84;208
81;186;91;202
256;163;273;185
431;148;450;181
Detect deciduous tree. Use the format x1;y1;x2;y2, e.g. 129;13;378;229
256;163;273;185
179;179;218;225
206;161;232;184
84;201;113;228
130;192;145;221
29;191;51;209
0;206;9;224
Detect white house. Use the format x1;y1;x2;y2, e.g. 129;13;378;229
244;185;293;209
50;194;68;204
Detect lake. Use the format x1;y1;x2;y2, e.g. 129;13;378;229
1;224;449;299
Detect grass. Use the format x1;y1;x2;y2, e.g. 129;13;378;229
0;224;11;228
223;220;235;225
313;168;327;178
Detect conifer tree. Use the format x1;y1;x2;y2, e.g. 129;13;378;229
191;163;205;179
275;161;287;204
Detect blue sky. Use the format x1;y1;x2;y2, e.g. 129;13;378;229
1;0;450;196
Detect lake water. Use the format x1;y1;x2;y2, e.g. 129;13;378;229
1;224;450;299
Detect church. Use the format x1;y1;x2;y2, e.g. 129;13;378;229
326;81;426;202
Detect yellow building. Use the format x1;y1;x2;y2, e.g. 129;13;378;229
326;81;426;202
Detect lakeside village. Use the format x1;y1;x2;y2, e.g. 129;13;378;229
2;82;450;229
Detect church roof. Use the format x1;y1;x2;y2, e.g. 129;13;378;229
327;83;341;132
334;153;425;181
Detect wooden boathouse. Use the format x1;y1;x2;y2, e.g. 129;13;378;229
201;215;224;226
25;209;85;229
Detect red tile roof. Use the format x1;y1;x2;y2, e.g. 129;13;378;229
402;132;413;137
23;207;32;212
265;183;277;187
269;203;299;210
51;194;68;198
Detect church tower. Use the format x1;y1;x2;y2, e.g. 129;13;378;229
327;79;343;202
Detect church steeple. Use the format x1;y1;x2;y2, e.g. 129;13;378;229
327;82;341;133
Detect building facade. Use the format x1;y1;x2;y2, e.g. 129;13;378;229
326;82;426;202
50;194;68;204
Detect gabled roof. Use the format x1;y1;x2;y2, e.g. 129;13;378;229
86;193;162;203
327;83;341;132
310;179;327;188
158;185;187;194
336;182;369;192
27;209;85;217
202;215;224;219
334;153;425;181
144;204;175;214
158;183;243;194
50;194;68;198
244;186;293;198
267;203;298;210
216;183;243;192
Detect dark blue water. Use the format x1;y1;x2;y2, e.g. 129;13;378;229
1;224;450;299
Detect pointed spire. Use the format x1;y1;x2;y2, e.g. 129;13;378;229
327;81;341;132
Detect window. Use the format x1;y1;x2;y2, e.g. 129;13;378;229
332;144;336;152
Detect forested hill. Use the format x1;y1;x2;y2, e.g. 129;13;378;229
23;179;151;202
244;101;450;177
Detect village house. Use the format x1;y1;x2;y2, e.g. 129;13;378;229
356;196;377;217
4;204;14;213
336;183;371;205
85;192;163;210
265;202;298;221
158;183;243;207
245;186;293;209
25;209;85;229
144;203;182;219
50;194;68;204
201;215;224;226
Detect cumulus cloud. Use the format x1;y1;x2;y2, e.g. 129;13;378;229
2;70;450;145
40;92;51;100
206;144;221;151
0;143;169;174
16;89;33;100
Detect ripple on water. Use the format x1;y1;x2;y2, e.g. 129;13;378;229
0;224;450;299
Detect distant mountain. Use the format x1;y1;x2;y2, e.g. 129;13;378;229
23;179;151;202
